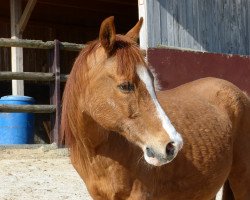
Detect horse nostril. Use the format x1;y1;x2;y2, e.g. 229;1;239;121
146;147;155;158
166;142;175;157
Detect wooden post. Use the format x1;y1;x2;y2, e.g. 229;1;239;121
10;0;24;96
50;40;61;146
138;0;148;50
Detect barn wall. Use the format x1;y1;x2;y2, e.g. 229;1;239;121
145;0;250;55
0;21;11;71
148;48;250;94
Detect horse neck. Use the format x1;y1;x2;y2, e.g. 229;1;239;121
79;111;141;163
81;112;109;149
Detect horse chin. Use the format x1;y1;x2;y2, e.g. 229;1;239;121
144;156;166;166
143;153;173;167
143;149;178;167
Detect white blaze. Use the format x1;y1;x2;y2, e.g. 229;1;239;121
136;65;183;150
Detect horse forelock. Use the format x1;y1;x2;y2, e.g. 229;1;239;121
113;35;146;80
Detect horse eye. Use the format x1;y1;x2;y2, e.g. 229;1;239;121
118;82;135;92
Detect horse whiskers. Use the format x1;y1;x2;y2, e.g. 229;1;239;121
136;154;144;167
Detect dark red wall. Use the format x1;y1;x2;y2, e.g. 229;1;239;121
148;48;250;94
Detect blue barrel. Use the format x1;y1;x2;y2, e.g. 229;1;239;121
0;95;35;144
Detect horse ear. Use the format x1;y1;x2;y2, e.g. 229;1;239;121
99;16;116;53
125;17;143;42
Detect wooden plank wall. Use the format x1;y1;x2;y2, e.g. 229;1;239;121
146;0;250;55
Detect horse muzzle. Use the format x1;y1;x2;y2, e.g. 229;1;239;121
143;141;181;166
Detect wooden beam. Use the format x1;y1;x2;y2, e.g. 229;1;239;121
60;74;69;82
10;0;24;96
0;38;85;51
97;0;136;6
17;0;37;33
0;104;56;113
138;0;148;50
0;72;55;81
0;71;69;82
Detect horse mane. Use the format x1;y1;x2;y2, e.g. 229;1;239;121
61;34;146;147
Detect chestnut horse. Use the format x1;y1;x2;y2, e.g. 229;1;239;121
61;17;250;200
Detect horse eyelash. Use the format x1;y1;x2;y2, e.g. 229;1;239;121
118;82;135;92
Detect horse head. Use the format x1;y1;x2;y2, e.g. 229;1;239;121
66;17;183;166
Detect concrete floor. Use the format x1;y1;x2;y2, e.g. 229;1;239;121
0;144;222;200
0;144;92;200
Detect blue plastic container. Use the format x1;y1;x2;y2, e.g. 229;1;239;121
0;95;35;144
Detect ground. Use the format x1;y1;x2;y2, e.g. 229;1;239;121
0;144;92;200
0;144;222;200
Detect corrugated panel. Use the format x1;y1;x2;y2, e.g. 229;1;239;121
147;0;250;55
